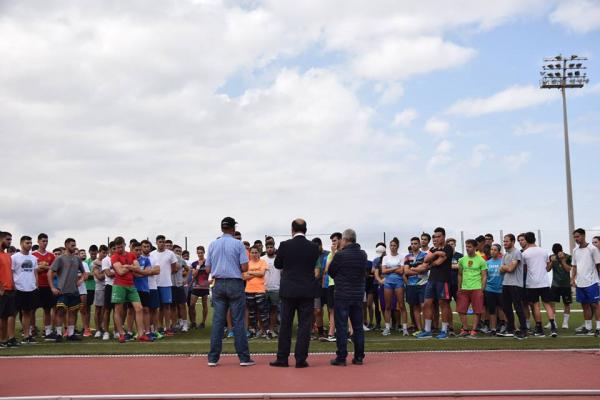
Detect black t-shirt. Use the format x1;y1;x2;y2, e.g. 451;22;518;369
428;245;453;283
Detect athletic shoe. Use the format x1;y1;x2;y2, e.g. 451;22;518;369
165;329;175;337
562;323;569;329
44;332;58;342
266;330;274;340
544;322;551;329
595;329;600;337
207;361;218;367
497;331;514;337
435;331;449;340
270;330;278;338
181;326;189;333
458;329;469;338
102;332;110;341
118;335;126;343
326;335;336;342
124;333;134;342
94;330;102;339
489;330;497;337
382;328;391;336
191;322;197;329
513;331;527;340
533;328;545;337
575;327;594;336
83;328;92;337
416;331;432;339
54;334;63;343
0;341;7;349
7;337;20;347
448;329;456;337
318;336;328;342
412;330;422;337
240;359;256;367
226;330;234;338
67;334;82;341
363;324;371;332
498;325;507;334
137;334;152;342
480;325;490;334
154;331;165;340
402;330;410;336
468;330;478;339
198;323;205;329
550;329;558;338
22;336;37;344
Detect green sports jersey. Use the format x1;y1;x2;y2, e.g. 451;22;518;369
458;255;488;290
551;254;571;288
84;258;96;291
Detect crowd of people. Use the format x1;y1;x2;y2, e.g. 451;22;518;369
0;224;599;351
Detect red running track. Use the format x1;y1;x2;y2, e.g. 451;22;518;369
1;350;600;398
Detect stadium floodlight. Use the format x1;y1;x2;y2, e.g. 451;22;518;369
539;54;589;252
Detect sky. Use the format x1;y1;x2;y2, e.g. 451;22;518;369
1;0;600;256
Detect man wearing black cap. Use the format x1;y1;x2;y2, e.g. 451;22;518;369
269;218;320;368
205;217;254;367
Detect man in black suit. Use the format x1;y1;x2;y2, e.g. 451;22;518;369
270;218;320;368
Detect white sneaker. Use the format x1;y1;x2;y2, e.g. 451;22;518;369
94;331;102;338
113;332;120;339
363;325;371;332
207;361;218;367
240;360;256;367
562;323;569;329
544;322;551;329
382;328;391;336
102;332;110;341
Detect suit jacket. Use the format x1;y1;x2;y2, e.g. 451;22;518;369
274;235;320;298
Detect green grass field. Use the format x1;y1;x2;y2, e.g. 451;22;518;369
2;303;598;356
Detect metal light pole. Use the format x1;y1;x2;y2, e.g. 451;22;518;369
540;54;589;252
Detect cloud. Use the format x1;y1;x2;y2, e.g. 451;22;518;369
352;36;475;81
470;144;491;167
427;139;453;170
503;152;531;171
392;108;418;127
375;82;404;104
549;0;600;33
446;85;559;117
513;121;561;136
424;117;450;136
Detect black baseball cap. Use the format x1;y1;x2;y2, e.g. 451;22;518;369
221;217;237;229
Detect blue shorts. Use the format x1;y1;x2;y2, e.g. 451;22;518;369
424;281;450;301
383;274;405;290
56;293;81;310
148;289;160;309
158;286;172;305
576;283;599;304
406;285;425;306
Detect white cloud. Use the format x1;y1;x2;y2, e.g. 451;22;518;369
427;139;453;170
503;152;531;171
376;82;404;104
424;117;450;136
392;108;418;127
513;121;561;136
470;144;491;167
352;36;475;81
446;85;559;117
550;0;600;33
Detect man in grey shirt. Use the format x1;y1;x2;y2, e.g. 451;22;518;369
49;238;87;341
499;234;527;339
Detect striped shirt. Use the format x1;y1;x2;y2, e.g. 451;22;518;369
206;234;249;279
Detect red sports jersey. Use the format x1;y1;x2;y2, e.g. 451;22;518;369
33;251;56;287
110;252;137;287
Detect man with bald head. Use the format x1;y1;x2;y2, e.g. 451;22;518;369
270;219;320;368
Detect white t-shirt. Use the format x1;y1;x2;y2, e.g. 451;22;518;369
11;252;38;292
572;244;600;287
78;261;90;295
102;256;113;286
382;254;403;274
147;256;158;290
93;259;105;291
262;255;280;291
523;246;550;288
150;249;177;287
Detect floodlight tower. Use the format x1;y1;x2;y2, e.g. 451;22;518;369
539;54;589;252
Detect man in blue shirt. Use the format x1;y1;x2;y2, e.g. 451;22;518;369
134;241;159;340
206;217;254;367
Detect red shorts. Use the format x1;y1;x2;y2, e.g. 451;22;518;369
456;289;484;314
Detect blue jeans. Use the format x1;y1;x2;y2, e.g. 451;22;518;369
334;299;365;362
208;279;250;363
